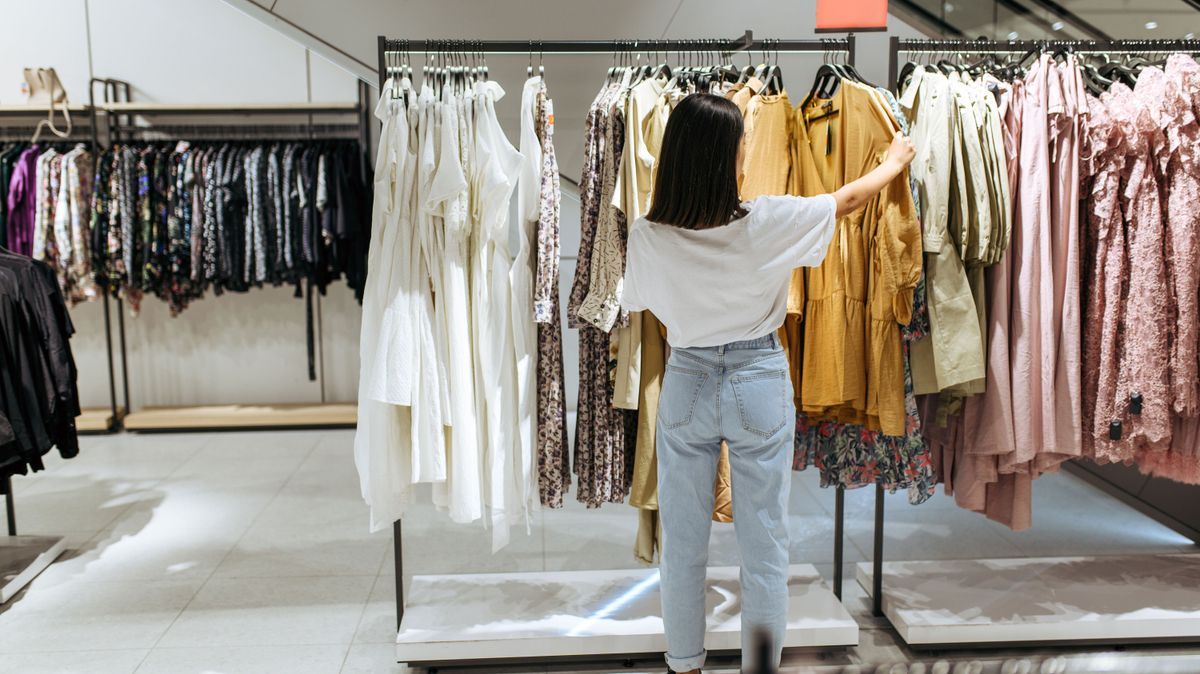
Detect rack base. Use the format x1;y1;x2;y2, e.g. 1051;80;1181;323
123;403;357;431
76;407;121;434
395;564;857;665
856;554;1200;648
1;536;66;604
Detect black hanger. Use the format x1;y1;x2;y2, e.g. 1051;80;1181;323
897;58;920;94
802;63;843;109
1081;63;1112;96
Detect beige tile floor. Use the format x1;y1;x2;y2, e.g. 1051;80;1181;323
1;429;1198;673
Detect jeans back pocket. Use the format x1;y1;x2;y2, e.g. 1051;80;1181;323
660;365;708;430
730;369;788;438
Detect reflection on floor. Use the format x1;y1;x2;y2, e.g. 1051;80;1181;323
0;429;1196;673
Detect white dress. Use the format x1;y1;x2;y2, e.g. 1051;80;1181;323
510;77;543;527
354;81;414;532
473;81;525;551
410;85;449;485
428;86;483;523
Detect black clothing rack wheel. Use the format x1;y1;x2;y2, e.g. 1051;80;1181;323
84;82;372;434
872;34;1200;642
377;33;858;659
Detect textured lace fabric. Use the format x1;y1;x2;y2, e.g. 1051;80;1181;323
1161;56;1200;418
1081;94;1129;462
1117;81;1173;454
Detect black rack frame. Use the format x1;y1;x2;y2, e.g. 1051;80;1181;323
874;33;1200;628
377;34;861;657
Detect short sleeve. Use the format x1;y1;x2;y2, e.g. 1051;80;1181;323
620;229;649;313
747;194;837;269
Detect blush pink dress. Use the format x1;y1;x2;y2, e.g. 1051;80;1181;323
1010;56;1053;466
1044;57;1086;470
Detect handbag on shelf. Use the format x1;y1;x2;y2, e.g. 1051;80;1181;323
24;67;73;143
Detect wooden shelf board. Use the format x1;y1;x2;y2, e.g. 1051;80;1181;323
123;402;357;431
76;408;118;433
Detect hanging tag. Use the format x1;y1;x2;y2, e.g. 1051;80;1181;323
1109;420;1123;441
1130;392;1144;415
826;123;832;156
546;99;554;133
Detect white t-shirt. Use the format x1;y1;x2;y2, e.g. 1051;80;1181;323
621;194;837;348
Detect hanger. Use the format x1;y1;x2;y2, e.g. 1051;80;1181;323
763;40;784;95
802;41;843;109
652;39;672;81
897;47;921;93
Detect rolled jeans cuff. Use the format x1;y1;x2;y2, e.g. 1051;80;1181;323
666;648;706;672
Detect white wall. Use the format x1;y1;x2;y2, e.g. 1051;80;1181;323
0;0;364;410
1;0;924;412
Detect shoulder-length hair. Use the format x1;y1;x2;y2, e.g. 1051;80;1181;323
646;93;747;230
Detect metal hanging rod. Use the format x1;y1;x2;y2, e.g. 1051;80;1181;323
98;101;361;116
381;32;851;55
109;125;360;142
896;37;1200;54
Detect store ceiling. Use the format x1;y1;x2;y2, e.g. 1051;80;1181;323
895;0;1200;40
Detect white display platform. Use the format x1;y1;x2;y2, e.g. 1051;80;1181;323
1;536;66;604
396;564;858;664
857;554;1200;647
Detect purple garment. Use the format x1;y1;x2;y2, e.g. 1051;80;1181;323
6;147;41;256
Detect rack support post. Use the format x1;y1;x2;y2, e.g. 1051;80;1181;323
3;475;14;536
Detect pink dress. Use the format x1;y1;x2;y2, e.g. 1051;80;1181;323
1080;93;1128;463
1010;56;1053;465
1161;56;1200;418
1117;81;1172;455
1131;57;1200;484
1044;57;1086;469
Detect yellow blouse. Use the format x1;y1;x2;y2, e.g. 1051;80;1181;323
795;81;922;436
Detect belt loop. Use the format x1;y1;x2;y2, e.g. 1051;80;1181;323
718;343;726;355
771;333;779;350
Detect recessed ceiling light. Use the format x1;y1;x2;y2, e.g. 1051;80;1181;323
943;2;954;11
1188;32;1197;39
1007;31;1020;41
1145;21;1159;30
1051;21;1065;31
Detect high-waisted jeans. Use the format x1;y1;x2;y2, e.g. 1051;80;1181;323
657;334;793;673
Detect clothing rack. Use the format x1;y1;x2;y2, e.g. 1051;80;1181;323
84;77;373;433
378;33;862;670
860;36;1200;650
0;104;114;434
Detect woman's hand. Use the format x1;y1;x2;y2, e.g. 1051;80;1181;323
831;132;916;219
885;131;916;169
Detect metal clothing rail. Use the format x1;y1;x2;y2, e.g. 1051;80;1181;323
378;33;859;668
871;35;1200;641
380;31;854;56
889;37;1200;92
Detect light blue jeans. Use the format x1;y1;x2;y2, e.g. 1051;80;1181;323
657;334;793;673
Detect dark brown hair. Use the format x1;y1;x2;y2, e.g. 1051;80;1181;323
646;93;747;230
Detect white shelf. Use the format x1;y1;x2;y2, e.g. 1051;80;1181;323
857;554;1200;646
1;536;66;604
396;564;858;664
